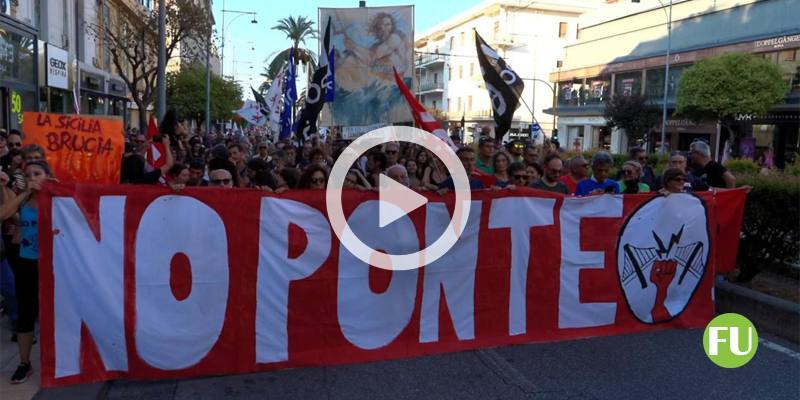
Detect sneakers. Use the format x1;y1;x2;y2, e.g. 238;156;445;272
10;362;32;384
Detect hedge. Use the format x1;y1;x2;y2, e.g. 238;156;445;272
735;172;800;281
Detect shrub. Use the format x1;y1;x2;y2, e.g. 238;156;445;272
785;155;800;177
735;172;800;282
724;158;761;175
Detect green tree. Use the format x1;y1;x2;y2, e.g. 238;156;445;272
86;0;213;130
265;16;318;81
676;52;786;139
167;63;243;123
604;93;661;146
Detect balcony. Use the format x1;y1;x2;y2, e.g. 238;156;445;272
416;81;444;94
415;53;446;69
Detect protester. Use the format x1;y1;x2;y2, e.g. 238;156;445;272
523;145;539;167
186;158;208;187
560;156;588;195
422;154;448;191
450;135;463;148
208;169;234;188
689;140;735;189
121;135;174;184
298;165;328;190
509;161;529;187
384;142;400;168
660;168;688;195
575;152;620;196
208;145;238;187
658;151;696;191
0;160;54;383
254;142;270;161
227;143;247;179
0;130;23;175
386;164;410;187
309;148;328;169
526;163;543;185
618;161;651;194
507;140;524;162
344;168;372;191
416;150;431;175
627;147;657;189
437;147;488;193
476;136;495;174
405;159;423;189
492;151;513;188
0;132;8;158
280;167;301;189
366;150;388;187
167;163;190;186
20;145;44;163
530;154;569;194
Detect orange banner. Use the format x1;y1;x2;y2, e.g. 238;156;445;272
22;112;124;184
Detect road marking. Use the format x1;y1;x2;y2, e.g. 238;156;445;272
759;338;800;361
475;349;538;393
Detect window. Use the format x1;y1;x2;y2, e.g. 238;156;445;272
585;76;611;104
469;63;474;76
645;66;688;103
459;65;463;79
559;22;568;38
558;78;584;106
467;96;473;112
433;73;438;84
614;71;642;97
448;66;452;81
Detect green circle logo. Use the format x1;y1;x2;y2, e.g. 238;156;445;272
703;313;758;368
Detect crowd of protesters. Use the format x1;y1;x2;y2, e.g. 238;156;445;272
0;110;737;384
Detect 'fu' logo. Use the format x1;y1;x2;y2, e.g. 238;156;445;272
704;313;759;368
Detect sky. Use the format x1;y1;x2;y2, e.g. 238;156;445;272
212;0;484;100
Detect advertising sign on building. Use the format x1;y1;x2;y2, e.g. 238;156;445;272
46;44;69;90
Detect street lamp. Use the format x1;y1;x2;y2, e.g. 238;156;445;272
220;7;258;77
521;77;557;139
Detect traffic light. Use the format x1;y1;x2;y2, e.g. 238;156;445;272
551;128;559;142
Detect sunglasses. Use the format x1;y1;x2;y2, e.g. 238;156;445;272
513;174;527;180
210;178;232;185
9;142;22;148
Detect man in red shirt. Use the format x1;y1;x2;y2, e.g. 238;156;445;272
560;155;588;195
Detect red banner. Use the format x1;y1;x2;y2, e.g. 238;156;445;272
38;183;746;387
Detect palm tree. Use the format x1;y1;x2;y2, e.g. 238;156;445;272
267;16;318;79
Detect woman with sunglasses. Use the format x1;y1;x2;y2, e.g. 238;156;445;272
509;161;529;187
0;160;55;383
298;165;329;190
660;168;688;195
618;161;651;194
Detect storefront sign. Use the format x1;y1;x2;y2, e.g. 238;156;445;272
21;112;124;183
37;185;747;387
754;34;800;50
47;44;69;90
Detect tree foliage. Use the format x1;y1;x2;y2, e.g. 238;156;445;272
167;63;243;122
85;0;212;129
604;93;661;145
263;15;318;90
676;52;785;124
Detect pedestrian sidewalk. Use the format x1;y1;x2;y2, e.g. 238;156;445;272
0;313;39;400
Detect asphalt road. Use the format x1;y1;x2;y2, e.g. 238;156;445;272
98;329;800;400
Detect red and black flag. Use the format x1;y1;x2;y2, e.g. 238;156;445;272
474;30;524;142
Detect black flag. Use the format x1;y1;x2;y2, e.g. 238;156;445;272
295;17;334;140
251;87;269;117
474;30;524;142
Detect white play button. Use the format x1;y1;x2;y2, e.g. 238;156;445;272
378;174;428;228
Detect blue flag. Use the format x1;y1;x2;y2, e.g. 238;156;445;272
321;17;335;103
280;48;297;140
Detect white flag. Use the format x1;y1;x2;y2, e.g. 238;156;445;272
265;67;286;140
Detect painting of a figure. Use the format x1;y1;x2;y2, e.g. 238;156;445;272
320;6;414;127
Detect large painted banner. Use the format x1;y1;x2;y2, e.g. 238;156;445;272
320;6;414;127
38;183;746;387
22;112;125;184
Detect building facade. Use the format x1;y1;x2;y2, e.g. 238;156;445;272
548;0;799;166
414;0;603;144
